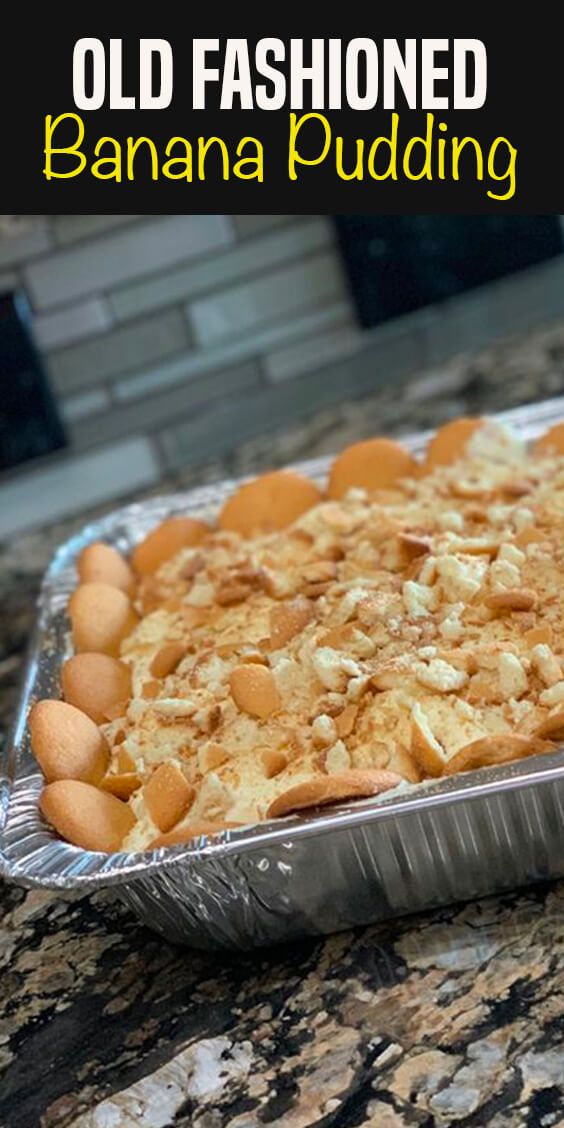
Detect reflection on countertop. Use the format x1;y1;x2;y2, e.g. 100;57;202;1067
3;317;564;1127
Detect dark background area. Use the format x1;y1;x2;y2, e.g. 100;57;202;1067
336;215;563;327
0;292;66;471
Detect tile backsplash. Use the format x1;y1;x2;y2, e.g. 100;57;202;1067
1;213;564;536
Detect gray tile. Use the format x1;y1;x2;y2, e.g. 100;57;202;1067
0;268;19;292
0;221;52;269
494;257;564;332
59;387;111;424
0;438;159;537
53;215;142;246
265;321;363;383
159;324;424;471
113;301;352;402
189;251;346;348
70;361;260;450
233;215;297;238
422;257;564;367
48;309;192;395
422;290;508;366
109;217;332;323
33;297;112;351
25;215;234;309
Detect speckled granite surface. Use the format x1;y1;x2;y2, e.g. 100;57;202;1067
3;881;564;1128
3;318;564;1127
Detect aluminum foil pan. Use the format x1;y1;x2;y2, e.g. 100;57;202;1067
4;396;564;949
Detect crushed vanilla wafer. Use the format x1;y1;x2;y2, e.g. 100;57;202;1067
97;419;564;849
32;417;564;852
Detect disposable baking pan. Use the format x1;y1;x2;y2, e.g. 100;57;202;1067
4;397;564;949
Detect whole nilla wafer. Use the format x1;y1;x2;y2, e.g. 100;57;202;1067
268;597;313;650
144;762;194;833
78;542;136;596
40;779;135;852
534;422;564;456
100;772;141;800
29;699;109;784
328;439;418;500
68;582;138;656
410;705;448;778
535;711;564;741
132;517;209;576
61;653;132;724
219;470;322;537
266;769;402;818
484;588;537;612
424;417;484;469
150;642;187;679
230;664;280;719
261;748;288;778
443;733;552;775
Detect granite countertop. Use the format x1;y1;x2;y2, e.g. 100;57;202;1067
3;319;564;1128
